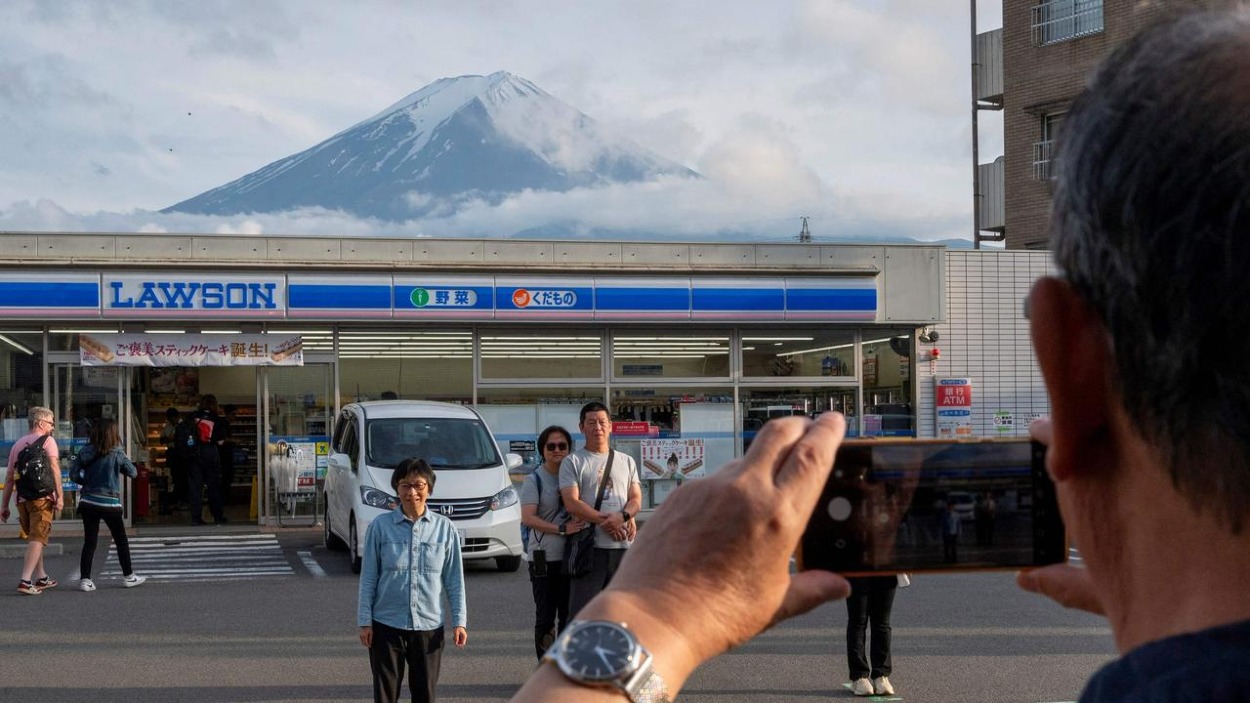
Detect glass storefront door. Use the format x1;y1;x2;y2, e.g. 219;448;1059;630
50;363;138;523
262;364;332;525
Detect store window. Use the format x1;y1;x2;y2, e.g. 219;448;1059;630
608;387;734;510
338;329;472;402
0;330;43;429
862;332;916;437
480;330;603;380
740;387;859;449
611;332;730;380
1;330;46;492
741;330;857;378
474;387;605;470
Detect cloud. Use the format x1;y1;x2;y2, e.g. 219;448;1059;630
0;161;970;244
0;0;984;245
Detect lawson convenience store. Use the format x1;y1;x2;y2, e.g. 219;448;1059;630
0;234;947;528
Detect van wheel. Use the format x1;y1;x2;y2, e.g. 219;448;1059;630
324;511;347;551
349;519;363;574
496;555;522;572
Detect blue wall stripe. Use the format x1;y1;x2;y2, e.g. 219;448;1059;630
692;288;784;311
288;285;390;309
595;287;689;311
0;282;99;308
786;288;877;311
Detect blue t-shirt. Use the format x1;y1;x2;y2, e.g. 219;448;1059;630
1080;619;1250;702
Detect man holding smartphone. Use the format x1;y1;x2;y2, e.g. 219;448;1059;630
1016;9;1250;700
507;12;1250;702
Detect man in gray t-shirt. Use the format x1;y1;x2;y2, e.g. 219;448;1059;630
560;402;641;617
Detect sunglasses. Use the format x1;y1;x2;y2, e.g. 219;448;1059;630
545;442;569;451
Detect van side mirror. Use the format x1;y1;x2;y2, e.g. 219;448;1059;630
504;453;524;470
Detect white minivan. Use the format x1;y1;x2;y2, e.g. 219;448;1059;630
323;400;525;573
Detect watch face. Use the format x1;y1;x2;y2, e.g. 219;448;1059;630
558;622;637;682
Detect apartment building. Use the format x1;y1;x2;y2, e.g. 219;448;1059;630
977;0;1237;250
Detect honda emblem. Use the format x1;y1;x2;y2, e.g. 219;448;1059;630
438;504;455;516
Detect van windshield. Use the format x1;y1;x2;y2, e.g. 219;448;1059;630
365;417;502;470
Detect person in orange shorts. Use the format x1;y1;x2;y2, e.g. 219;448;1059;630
1;406;65;595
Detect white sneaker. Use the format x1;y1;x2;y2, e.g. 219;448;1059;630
851;678;874;696
79;578;96;592
123;574;147;588
873;676;895;695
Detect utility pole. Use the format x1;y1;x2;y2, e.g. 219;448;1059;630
798;216;812;243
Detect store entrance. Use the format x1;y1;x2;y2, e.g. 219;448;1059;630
141;366;260;526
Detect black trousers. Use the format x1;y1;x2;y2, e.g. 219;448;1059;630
79;503;134;579
529;559;573;659
845;576;898;680
187;461;224;522
568;547;626;618
369;621;444;703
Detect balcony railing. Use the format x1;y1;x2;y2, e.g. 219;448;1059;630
1032;0;1104;46
1032;140;1055;181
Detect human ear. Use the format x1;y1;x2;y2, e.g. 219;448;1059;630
1028;276;1116;482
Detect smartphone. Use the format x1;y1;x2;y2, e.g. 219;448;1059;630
796;438;1066;575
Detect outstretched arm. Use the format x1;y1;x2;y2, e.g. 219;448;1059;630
510;412;852;702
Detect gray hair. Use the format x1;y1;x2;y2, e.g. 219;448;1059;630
1050;9;1250;532
27;406;53;430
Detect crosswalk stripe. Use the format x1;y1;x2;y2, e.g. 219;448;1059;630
100;533;295;582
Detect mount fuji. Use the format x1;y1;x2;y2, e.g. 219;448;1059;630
163;71;699;223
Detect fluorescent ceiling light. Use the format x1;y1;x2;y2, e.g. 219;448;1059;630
0;334;35;355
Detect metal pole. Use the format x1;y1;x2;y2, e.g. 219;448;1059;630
971;0;982;249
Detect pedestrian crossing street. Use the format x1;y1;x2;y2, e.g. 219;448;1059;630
99;533;296;583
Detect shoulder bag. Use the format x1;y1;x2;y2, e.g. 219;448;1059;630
564;450;615;578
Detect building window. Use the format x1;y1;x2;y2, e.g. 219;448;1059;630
1032;112;1065;181
1032;0;1103;46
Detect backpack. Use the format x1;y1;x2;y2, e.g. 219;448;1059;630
172;417;198;461
520;470;541;552
68;453;88;486
14;434;56;500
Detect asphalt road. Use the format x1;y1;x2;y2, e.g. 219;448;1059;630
0;527;1114;702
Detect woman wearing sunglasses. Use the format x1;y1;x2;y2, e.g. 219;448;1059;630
519;425;587;659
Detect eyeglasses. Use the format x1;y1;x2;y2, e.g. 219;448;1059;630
38;418;54;428
397;482;429;493
545;442;569;451
582;419;612;427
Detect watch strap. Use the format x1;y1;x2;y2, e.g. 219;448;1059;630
623;654;671;703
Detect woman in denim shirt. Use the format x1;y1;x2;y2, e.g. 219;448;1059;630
75;418;146;592
358;457;467;703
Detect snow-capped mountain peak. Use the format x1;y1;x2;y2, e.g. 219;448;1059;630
163;71;696;222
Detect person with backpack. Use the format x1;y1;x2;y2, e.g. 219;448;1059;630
181;394;228;526
0;406;64;595
74;417;147;592
519;425;588;659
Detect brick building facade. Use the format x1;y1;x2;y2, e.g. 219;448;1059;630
1001;0;1236;249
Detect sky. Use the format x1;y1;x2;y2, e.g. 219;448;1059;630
0;0;1004;244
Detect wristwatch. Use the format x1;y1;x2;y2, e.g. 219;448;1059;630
543;620;671;703
621;508;633;522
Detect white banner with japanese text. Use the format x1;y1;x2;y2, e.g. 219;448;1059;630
79;333;303;367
